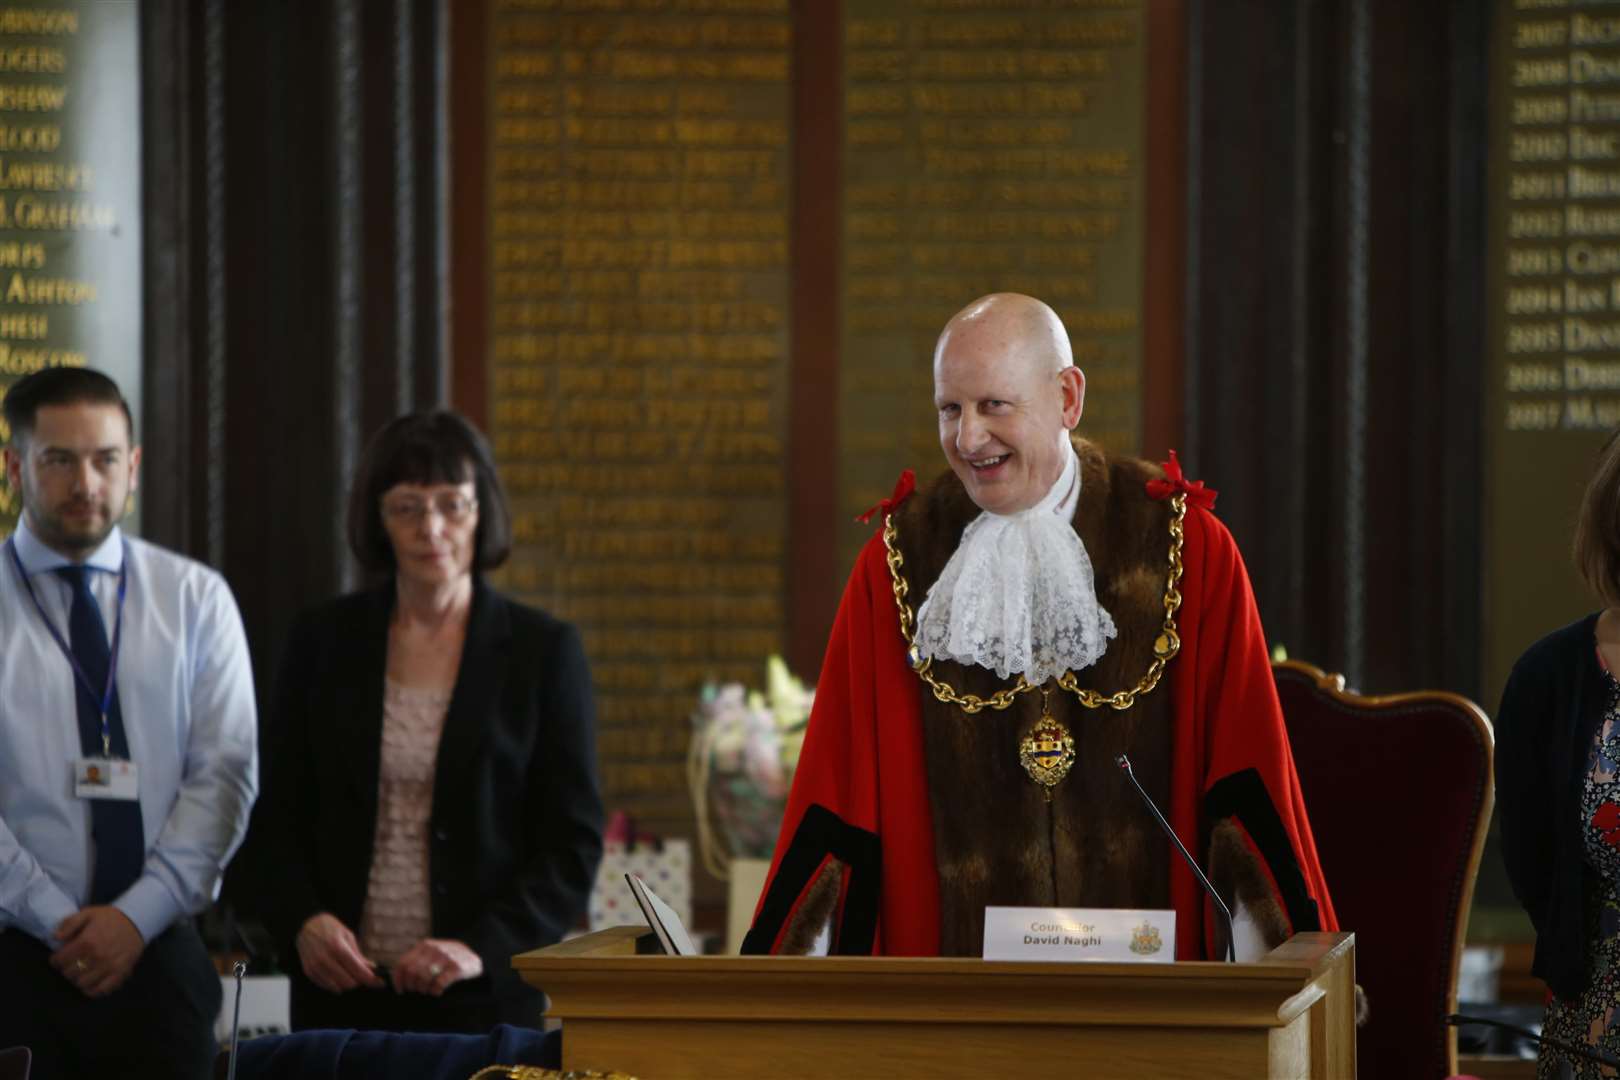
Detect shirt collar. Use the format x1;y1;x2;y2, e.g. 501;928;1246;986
11;516;124;576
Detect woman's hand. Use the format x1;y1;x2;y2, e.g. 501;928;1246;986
390;938;484;996
296;913;385;994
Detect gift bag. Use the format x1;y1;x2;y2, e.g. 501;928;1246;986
588;813;692;932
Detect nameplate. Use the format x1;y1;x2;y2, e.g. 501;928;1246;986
982;906;1176;963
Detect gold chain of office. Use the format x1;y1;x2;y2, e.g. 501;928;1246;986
881;492;1187;713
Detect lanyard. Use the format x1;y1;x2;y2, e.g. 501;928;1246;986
7;537;129;758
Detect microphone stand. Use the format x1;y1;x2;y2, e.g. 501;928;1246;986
1116;753;1237;962
226;959;247;1080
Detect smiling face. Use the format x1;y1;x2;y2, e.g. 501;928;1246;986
933;295;1085;515
379;477;480;591
4;401;140;560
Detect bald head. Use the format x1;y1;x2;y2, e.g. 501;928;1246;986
934;293;1074;379
932;293;1085;515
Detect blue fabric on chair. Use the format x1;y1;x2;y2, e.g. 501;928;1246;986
232;1023;560;1080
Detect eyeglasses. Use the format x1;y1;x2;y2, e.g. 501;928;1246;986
380;493;478;524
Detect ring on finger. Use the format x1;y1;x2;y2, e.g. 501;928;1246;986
74;958;89;972
428;963;443;977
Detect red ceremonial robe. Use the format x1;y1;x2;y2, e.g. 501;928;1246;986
745;463;1337;960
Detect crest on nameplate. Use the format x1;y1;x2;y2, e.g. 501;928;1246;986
1129;920;1164;956
1018;715;1076;790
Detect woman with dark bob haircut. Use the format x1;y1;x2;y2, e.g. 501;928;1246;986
1499;427;1620;1077
247;411;603;1033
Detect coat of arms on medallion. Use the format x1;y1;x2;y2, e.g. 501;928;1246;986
1018;715;1076;790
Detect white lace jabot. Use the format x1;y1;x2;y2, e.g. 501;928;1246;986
915;446;1116;684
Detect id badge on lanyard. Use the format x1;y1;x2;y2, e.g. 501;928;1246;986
74;757;139;800
6;539;139;802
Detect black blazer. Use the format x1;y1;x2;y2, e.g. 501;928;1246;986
1496;611;1604;1001
249;580;604;1003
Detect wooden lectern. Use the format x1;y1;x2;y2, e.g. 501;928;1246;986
515;928;1356;1079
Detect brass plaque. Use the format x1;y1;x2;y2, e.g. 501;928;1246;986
486;1;793;827
0;1;144;531
1484;3;1620;705
838;0;1146;572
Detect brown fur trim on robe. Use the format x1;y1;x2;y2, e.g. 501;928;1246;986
895;438;1291;958
1207;818;1292;954
776;860;846;956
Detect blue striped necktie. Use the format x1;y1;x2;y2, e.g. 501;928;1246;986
55;564;145;904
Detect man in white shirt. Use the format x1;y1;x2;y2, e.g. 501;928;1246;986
0;367;258;1079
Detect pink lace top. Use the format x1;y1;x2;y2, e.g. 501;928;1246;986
359;679;451;966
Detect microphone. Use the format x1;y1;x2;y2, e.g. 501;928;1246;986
1116;753;1236;962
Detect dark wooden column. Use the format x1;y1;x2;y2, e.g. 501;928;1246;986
446;0;486;428
1184;0;1487;699
141;0;221;565
787;0;843;680
139;0;453;702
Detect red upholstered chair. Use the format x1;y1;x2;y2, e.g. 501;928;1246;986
1272;659;1495;1080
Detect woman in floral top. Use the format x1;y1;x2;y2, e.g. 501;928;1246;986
1500;429;1620;1078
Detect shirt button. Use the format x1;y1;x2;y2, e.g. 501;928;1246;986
434;882;449;897
433;827;449;842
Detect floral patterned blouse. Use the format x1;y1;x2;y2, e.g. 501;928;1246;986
358;679;450;967
1540;653;1620;1079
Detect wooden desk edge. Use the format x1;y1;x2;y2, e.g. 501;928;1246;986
515;929;1355;981
514;930;1356;1027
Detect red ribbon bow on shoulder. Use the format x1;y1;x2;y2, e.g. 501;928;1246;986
856;469;916;524
1145;450;1217;510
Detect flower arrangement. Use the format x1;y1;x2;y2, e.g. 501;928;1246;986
687;655;813;879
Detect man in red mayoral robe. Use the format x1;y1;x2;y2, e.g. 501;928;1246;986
744;293;1337;961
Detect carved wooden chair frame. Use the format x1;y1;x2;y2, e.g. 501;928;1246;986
1272;658;1496;1077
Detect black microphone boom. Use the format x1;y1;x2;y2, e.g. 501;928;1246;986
1116;753;1237;963
1446;1013;1620;1071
